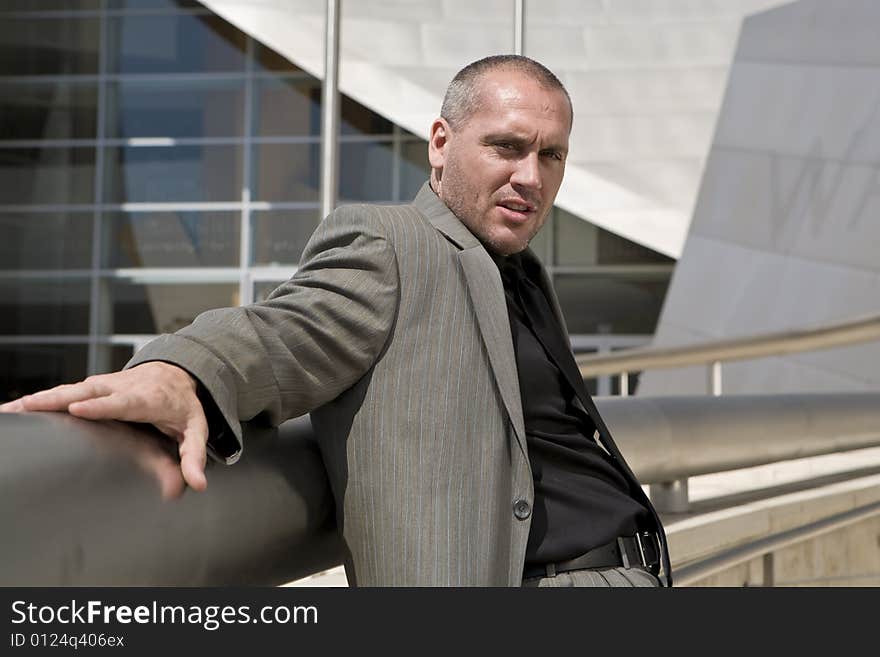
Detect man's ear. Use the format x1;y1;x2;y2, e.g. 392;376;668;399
428;117;450;171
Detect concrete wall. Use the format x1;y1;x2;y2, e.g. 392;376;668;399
683;517;880;587
199;0;790;257
640;0;880;396
668;458;880;587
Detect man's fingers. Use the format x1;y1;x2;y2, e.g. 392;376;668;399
68;393;134;421
0;399;24;412
17;382;108;412
7;362;210;493
139;448;187;501
178;415;209;492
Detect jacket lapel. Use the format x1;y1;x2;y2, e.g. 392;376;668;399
458;248;527;456
413;184;528;460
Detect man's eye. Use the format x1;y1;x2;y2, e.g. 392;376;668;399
541;151;563;161
495;142;515;150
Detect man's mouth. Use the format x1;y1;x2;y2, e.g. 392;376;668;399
496;199;536;220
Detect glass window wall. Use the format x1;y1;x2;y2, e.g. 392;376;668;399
0;146;95;205
107;13;246;74
554;273;671;335
0;279;91;336
103;211;240;268
108;1;202;9
0;1;672;401
0;213;93;270
398;139;431;200
106;280;239;335
103;145;242;203
251;209;322;266
106;79;245;139
253;143;321;202
0;17;99;77
339;141;394;203
0;81;98;141
0;344;88;403
0;1;100;10
253;77;320;137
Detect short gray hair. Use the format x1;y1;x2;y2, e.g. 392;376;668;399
440;55;572;130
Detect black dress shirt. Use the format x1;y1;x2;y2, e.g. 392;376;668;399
494;253;651;567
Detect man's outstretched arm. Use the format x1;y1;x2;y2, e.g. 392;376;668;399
0;361;210;491
0;205;400;491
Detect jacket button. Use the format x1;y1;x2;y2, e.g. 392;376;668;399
513;499;531;520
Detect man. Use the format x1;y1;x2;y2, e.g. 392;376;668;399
0;55;670;587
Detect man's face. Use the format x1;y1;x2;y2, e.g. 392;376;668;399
429;69;571;255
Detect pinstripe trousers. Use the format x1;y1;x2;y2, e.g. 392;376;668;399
522;567;661;587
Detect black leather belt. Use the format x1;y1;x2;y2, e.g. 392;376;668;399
523;532;661;580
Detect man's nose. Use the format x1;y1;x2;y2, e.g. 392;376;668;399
510;152;542;190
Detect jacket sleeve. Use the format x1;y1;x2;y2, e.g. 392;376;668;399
125;205;400;461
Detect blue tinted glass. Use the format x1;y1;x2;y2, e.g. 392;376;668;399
107;281;239;334
252;143;320;202
0;279;91;336
107;79;245;138
398;139;429;201
251;209;321;266
554;273;671;335
0;212;93;270
0;1;99;10
0;146;95;204
104;211;240;267
108;13;246;74
0;18;99;76
104;145;242;203
1;344;88;403
338;141;393;203
254;77;320;137
340;96;393;136
0;81;98;141
107;1;201;8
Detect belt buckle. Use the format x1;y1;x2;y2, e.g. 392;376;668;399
639;531;662;575
618;533;653;569
634;532;648;567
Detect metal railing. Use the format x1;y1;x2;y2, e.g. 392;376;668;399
576;310;880;397
1;412;342;586
575;310;880;511
674;499;880;586
4;391;880;585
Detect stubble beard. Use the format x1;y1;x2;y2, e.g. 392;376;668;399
438;162;536;257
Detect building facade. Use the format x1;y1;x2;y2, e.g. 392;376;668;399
0;0;673;401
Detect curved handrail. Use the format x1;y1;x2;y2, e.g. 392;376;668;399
575;311;880;377
1;412;342;586
597;393;880;482
4;391;880;585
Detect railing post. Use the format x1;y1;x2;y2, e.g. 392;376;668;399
708;360;722;396
762;553;775;587
650;478;689;513
619;372;629;397
597;344;612;396
320;0;341;220
513;0;524;55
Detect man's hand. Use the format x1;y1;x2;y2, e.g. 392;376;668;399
0;362;210;491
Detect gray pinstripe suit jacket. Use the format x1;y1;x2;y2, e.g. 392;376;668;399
129;182;665;586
